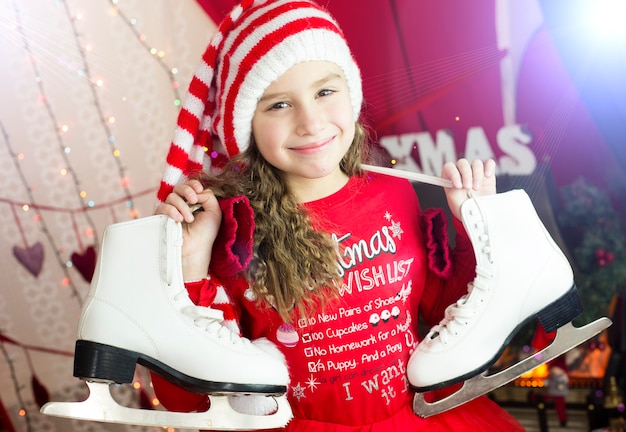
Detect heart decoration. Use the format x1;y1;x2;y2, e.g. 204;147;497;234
31;374;50;408
71;245;97;283
12;242;44;277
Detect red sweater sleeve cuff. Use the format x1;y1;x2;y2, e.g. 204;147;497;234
209;195;255;278
423;208;453;279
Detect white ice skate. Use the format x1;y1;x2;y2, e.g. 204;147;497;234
362;165;611;417
41;215;292;430
407;189;611;416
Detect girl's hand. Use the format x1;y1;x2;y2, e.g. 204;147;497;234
155;179;222;281
442;159;496;220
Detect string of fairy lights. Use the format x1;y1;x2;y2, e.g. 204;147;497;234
60;0;137;225
13;0;101;248
0;0;189;428
111;0;183;105
0;342;32;431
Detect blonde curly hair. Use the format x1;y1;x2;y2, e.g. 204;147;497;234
200;123;370;321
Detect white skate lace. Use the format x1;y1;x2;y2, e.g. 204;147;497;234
166;221;247;346
424;198;495;346
426;268;493;345
176;294;248;346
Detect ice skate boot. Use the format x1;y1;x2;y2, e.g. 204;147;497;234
408;189;611;416
41;215;292;430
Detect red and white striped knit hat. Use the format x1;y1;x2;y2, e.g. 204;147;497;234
157;0;363;202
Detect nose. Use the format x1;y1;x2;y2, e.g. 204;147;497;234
295;103;324;136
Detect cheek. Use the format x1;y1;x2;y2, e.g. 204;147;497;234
333;104;356;142
252;118;279;151
330;98;356;130
345;120;356;143
252;121;287;162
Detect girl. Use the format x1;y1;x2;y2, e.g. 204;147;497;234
155;0;524;430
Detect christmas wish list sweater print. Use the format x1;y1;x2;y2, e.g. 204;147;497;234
231;172;480;427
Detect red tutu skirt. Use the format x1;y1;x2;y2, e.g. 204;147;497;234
281;396;524;432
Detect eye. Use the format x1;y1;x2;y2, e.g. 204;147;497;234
317;88;335;98
267;101;290;111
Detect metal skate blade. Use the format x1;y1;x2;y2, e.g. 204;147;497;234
41;381;293;430
413;317;612;418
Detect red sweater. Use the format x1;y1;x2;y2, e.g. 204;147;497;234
152;173;524;431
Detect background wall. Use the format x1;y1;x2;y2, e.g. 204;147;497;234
1;0;625;431
0;1;214;431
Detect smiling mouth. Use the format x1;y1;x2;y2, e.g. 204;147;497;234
291;137;334;153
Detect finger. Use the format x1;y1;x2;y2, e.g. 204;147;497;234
470;159;485;190
155;202;185;222
456;158;473;189
441;161;463;189
196;189;219;211
187;179;205;193
172;184;197;205
484;159;496;178
165;192;196;223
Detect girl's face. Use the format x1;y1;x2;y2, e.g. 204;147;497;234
252;61;356;202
